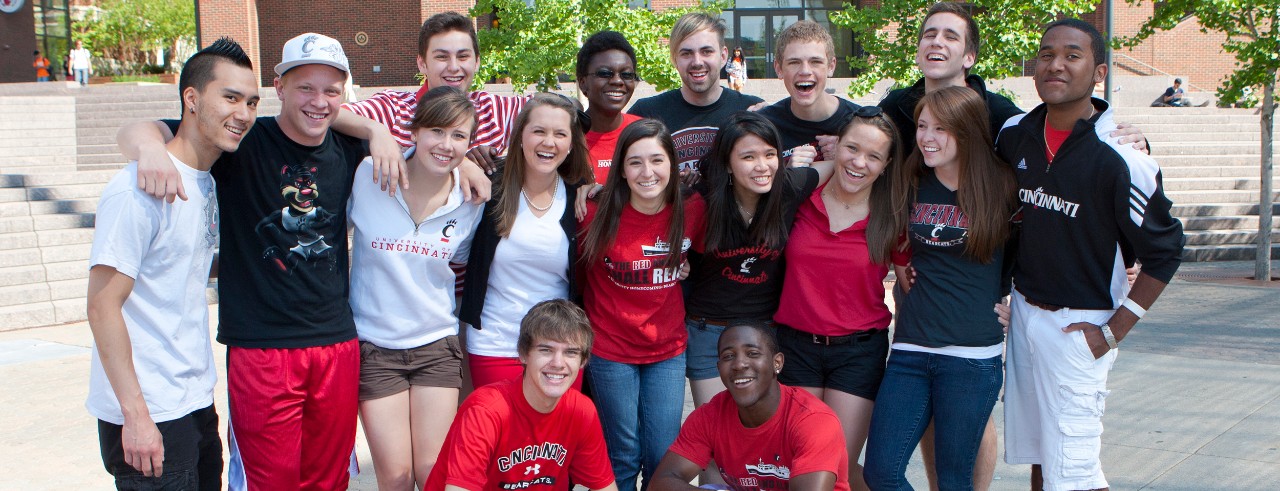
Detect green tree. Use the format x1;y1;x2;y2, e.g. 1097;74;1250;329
829;0;1098;97
1121;1;1277;280
75;0;195;73
469;0;725;92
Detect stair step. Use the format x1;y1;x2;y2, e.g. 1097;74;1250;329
27;182;108;201
17;170;118;186
0;165;78;176
1150;142;1279;156
0;264;47;287
29;199;97;215
77;163;128;172
0;232;38;251
37;227;95;247
1173;202;1280;217
77;153;130;167
45;260;89;281
0;248;42;268
54;298;87;324
1162;166;1262;178
1158;155;1270;166
1164;177;1280;191
0;283;51;307
31;213;95;231
1182;243;1280;261
48;278;88;301
1185;229;1280;246
0;216;34;233
40;243;92;264
1114;114;1261;124
1182;215;1270;231
0;302;56;332
0;201;29;217
1146;132;1272;143
1167;189;1280;204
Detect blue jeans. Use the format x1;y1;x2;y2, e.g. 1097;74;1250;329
863;349;1002;491
75;68;88;85
587;353;687;491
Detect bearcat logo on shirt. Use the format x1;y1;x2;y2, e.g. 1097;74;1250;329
910;203;969;247
441;219;457;242
714;245;781;285
497;442;567;472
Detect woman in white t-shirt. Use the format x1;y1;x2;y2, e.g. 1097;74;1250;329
347;86;483;491
458;93;594;390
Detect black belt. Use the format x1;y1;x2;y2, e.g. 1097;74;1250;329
686;316;732;327
778;324;883;346
1017;288;1066;312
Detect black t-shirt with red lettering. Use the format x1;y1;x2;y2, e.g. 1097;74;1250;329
628;88;764;173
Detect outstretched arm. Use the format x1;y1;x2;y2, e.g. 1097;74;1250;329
86;266;165;477
117;121;181;202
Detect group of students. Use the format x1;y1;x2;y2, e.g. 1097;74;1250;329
86;3;1185;491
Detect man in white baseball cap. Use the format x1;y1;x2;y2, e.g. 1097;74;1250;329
116;32;373;490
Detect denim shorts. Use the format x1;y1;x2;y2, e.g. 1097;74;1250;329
684;318;727;380
776;324;890;400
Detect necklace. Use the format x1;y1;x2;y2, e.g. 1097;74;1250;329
738;203;755;224
824;187;869;210
521;176;560;212
1045;106;1097;162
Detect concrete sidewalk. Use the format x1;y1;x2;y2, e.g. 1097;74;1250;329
0;261;1276;490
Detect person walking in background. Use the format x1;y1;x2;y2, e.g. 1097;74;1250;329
726;46;747;92
70;40;92;86
33;51;52;82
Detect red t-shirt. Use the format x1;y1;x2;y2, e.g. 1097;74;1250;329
580;196;706;364
1044;122;1071;163
424;378;614;491
585;113;643;185
774;184;908;336
669;384;851;490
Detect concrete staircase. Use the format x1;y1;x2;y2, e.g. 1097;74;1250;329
0;84;1276;332
1113;106;1280;262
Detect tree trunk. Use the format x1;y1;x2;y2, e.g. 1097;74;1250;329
1257;75;1275;281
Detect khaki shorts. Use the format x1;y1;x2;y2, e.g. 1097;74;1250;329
359;336;463;401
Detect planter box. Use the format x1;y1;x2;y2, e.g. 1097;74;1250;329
158;73;177;84
88;76;113;85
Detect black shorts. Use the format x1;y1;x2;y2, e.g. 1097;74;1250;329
776;324;890;401
98;404;222;490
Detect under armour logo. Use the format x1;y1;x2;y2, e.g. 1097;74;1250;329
524;464;541;475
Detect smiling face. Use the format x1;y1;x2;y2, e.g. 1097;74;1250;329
776;41;835;109
413;117;475;177
915;105;958;172
622;137;673;211
520;105;574;178
916;12;976;85
188;61;260;154
417;30;479;92
729;133;779;197
520;337;584;412
717;325;783;414
274;63;345;146
582;49;636;117
674;29;728;95
834;122;892;198
1034;26;1105;107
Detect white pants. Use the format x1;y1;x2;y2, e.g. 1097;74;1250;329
1005;290;1118;491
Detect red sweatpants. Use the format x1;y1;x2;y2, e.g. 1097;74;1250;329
227;339;359;491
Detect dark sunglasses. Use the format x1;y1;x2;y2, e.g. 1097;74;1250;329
592;68;640;82
854;105;884;118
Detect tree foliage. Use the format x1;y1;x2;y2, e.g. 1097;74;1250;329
470;0;726;93
1120;0;1279;279
74;0;195;73
829;0;1097;97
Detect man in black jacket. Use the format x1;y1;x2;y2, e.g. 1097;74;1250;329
997;19;1184;491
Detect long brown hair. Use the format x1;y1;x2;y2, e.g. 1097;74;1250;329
581;119;685;269
841;112;906;266
892;86;1016;263
493;93;593;237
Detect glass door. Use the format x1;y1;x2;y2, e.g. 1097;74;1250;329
730;10;802;79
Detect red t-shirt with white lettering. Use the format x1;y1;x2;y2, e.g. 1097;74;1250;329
424;378;614;491
669;384;851;490
585;113;643;185
580;196;705;364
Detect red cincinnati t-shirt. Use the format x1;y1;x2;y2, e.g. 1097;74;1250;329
669;384;851;490
580;196;705;364
585;113;643;185
424;378;614;491
774;184;909;336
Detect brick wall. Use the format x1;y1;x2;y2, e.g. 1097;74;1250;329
0;1;39;84
198;0;262;84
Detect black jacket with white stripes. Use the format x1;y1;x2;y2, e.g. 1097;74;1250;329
996;99;1185;310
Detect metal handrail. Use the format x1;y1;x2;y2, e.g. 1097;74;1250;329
1113;53;1211;93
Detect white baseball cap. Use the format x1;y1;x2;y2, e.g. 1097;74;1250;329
275;33;350;76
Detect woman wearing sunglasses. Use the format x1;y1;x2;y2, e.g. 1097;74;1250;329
578;31;644;185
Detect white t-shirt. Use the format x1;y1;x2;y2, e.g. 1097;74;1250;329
348;156;483;349
70;48;91;70
86;157;219;425
470;180;570;357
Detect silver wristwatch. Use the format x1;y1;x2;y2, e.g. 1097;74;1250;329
1099;323;1119;349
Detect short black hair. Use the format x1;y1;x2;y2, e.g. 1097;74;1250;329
719;323;781;356
575;31;637;81
33;50;40;56
419;12;479;59
179;37;253;113
1044;18;1106;67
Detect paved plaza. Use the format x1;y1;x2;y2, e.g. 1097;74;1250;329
0;261;1276;490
